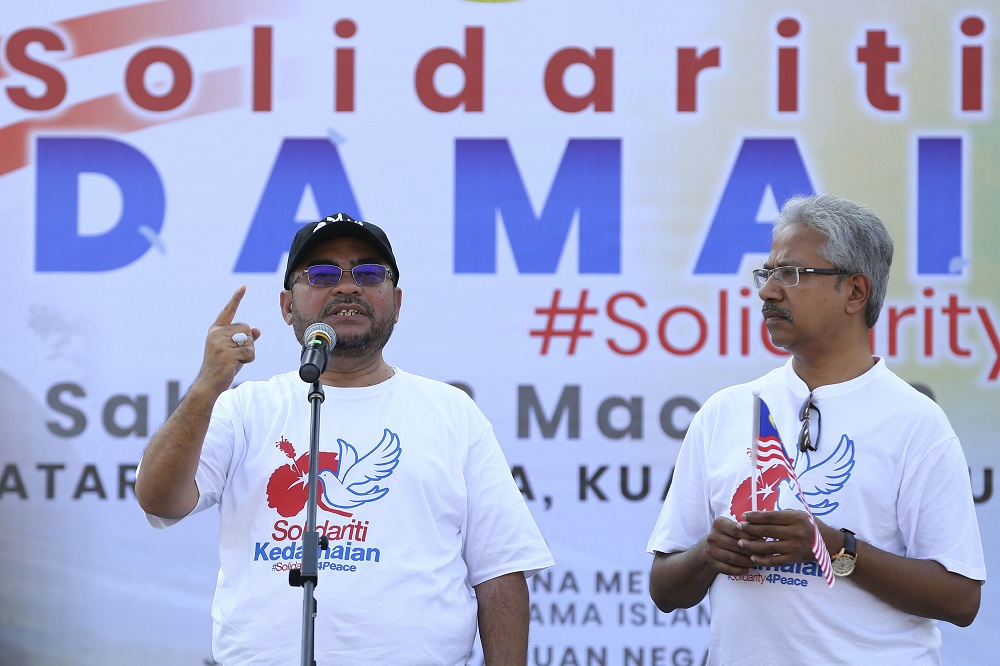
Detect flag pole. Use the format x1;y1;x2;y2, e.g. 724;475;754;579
750;387;761;512
752;390;836;587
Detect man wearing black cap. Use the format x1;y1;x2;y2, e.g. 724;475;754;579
136;213;554;665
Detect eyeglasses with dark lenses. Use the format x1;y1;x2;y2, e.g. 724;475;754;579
798;392;821;453
294;264;391;287
752;266;852;290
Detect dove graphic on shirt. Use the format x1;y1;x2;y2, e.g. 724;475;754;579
317;428;402;511
775;432;855;516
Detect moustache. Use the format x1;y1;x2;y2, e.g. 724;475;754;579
322;297;373;318
762;302;791;321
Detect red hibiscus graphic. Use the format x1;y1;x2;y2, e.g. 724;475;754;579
266;437;340;518
729;464;788;519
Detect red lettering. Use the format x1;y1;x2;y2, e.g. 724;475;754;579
740;287;753;356
414;26;483;112
923;287;934;357
125;46;192;112
856;29;901;111
334;19;357;112
943;294;973;357
676;47;720;112
272;519;290;540
961;16;984;112
719;289;729;355
887;305;916;356
776;18;800;112
252;26;272;112
606;292;648;355
544;47;613;112
658;306;707;356
977;306;1000;380
5;28;67;111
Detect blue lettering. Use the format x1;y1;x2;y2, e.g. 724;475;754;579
454;138;621;274
36;137;165;271
254;542;271;560
917;137;963;274
234;138;361;274
694;138;814;274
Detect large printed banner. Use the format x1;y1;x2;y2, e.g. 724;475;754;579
1;1;997;664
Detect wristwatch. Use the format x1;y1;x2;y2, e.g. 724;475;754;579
831;528;857;577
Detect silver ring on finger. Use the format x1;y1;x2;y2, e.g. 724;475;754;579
232;332;249;347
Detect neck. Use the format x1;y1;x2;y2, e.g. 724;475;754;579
320;356;395;387
792;345;875;391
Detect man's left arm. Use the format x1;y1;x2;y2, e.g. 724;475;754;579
475;571;530;666
738;510;983;626
818;521;982;627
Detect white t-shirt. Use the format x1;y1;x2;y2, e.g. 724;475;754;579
647;358;985;666
146;369;554;666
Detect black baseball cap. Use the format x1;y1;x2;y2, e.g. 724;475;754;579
283;213;399;289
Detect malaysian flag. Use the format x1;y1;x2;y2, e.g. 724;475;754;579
752;392;836;587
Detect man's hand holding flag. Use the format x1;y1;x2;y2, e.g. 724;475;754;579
746;388;836;588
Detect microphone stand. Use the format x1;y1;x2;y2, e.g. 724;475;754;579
289;380;329;666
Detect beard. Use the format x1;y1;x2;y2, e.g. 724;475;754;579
289;293;397;360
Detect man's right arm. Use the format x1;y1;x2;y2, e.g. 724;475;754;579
135;382;219;519
134;286;259;520
649;516;757;612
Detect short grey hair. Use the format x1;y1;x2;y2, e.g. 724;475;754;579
774;194;894;328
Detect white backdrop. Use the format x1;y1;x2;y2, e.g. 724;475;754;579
1;1;997;664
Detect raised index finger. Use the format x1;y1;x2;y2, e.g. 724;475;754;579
213;285;247;327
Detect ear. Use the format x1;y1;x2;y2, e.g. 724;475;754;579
279;289;294;324
844;273;871;317
393;287;402;323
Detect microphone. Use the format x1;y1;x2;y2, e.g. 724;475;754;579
298;323;336;383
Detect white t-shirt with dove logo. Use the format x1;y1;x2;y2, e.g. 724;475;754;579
145;368;553;665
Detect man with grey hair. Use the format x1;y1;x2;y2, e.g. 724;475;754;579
647;194;985;663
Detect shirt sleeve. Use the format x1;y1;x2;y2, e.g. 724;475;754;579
140;389;239;528
647;402;715;555
898;434;986;581
461;424;554;586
